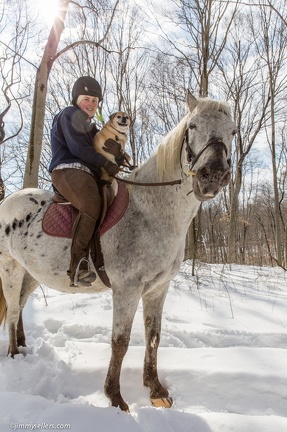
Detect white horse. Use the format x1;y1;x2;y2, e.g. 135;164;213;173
0;92;236;411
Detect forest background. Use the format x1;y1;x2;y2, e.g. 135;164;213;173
0;0;286;268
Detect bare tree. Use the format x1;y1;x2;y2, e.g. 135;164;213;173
254;2;287;266
0;0;31;143
104;1;152;165
266;0;287;27
155;0;239;267
23;0;121;188
0;0;35;197
213;7;271;263
150;0;238;96
23;0;70;188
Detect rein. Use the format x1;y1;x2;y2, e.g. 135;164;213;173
114;134;228;188
114;176;183;187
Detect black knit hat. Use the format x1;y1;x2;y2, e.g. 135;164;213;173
71;76;103;106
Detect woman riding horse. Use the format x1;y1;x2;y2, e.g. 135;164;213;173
49;77;124;287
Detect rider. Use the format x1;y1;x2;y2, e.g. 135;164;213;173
49;76;124;287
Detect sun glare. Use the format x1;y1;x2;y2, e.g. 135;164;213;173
37;0;60;27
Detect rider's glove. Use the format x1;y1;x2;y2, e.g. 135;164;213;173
103;160;120;176
102;139;125;165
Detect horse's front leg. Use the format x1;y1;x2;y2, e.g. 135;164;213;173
105;288;141;412
142;284;173;408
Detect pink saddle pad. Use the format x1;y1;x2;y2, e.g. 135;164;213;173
42;182;129;238
42;203;73;238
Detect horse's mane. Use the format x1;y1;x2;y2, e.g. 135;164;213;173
156;97;232;181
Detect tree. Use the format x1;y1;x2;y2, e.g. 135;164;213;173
23;0;70;188
23;0;121;188
151;0;238;96
215;7;271;263
0;0;34;197
155;0;239;265
257;2;287;266
105;1;152;165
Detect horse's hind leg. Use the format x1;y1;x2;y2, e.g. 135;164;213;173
17;272;39;347
0;259;26;357
142;283;173;408
17;312;26;347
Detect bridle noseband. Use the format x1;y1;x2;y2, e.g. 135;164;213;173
183;129;228;175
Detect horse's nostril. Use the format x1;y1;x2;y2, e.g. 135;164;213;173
220;170;231;185
197;166;211;182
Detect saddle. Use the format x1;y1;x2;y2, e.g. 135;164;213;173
42;181;129;287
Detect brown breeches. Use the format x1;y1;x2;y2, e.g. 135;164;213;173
51;168;101;221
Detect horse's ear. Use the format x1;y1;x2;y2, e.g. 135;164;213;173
186;90;198;112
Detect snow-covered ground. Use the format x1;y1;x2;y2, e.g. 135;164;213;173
1;261;287;432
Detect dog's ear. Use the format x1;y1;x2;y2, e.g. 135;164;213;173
109;113;116;121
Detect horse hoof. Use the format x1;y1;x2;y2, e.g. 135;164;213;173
7;348;19;358
151;397;173;408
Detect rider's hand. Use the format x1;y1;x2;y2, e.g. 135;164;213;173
102;139;124;160
103;160;120;176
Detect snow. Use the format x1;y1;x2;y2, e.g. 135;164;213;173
1;261;287;431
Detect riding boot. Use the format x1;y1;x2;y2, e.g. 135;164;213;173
68;212;97;286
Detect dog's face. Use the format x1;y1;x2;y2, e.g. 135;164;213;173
109;112;131;133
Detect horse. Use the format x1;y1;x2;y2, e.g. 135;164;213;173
0;92;236;412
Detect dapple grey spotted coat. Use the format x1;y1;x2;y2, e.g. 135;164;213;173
0;93;236;411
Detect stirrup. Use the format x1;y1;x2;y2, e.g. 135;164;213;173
71;258;97;287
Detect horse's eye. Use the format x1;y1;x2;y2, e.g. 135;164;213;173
227;158;231;166
189;123;196;130
232;129;237;136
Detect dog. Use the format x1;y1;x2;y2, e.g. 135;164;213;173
93;112;131;193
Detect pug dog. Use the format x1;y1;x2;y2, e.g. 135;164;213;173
93;112;131;190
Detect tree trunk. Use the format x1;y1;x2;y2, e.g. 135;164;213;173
228;161;242;263
23;0;70;188
270;94;282;266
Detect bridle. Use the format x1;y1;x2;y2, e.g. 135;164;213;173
114;130;228;188
183;129;228;175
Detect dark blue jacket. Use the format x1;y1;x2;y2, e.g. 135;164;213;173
49;106;107;175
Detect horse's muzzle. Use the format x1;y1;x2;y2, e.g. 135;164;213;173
192;163;231;201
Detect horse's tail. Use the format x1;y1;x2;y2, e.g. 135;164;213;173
0;277;7;327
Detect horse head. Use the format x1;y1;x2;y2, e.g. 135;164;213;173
184;91;236;202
